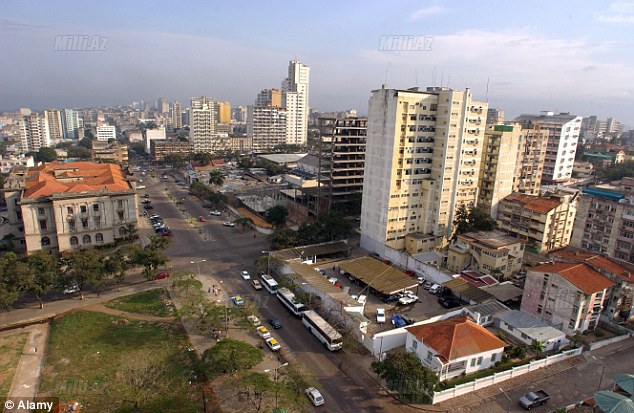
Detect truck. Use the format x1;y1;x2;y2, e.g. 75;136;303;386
519;390;550;410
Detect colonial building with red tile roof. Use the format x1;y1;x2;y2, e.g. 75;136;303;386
521;262;616;335
405;316;506;381
496;192;578;252
3;161;138;254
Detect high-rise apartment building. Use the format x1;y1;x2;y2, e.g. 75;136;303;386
360;85;488;253
19;114;50;152
61;109;80;139
157;97;169;114
513;124;548;195
232;106;248;123
217;102;231;124
477;124;522;218
256;89;282;107
44;109;64;142
96;125;116;142
190;96;218;152
486;108;505;125
247;105;287;152
171;101;183;129
514;112;582;184
282;60;309;146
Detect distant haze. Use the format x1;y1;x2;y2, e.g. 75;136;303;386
1;1;633;126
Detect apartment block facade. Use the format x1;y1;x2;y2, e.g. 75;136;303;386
19;114;50;152
520;262;615;335
190;96;219;152
3;162;138;254
360;86;487;253
282;60;309;146
477;124;522;218
513;124;548;195
570;182;634;262
514;112;582;184
497;192;577;252
247;105;287;152
150;139;193;161
91;141;129;166
96;125;116;142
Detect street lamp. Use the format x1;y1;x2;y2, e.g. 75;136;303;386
499;387;511;413
190;259;206;277
265;361;289;409
591;355;607;391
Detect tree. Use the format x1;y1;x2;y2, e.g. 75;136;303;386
0;252;29;308
129;142;146;156
201;339;263;377
253;255;282;275
270;228;298;250
452;204;496;240
193;152;213;166
61;249;105;300
172;276;203;298
24;251;60;309
265;205;289;228
37;147;58;162
78;137;93;149
371;350;438;403
208;171;224;188
234;217;254;231
122;223;138;244
208;192;227;208
129;236;170;281
530;341;545;356
234;372;275;412
1;234;16;252
316;211;352;241
104;249;131;291
598;160;634;181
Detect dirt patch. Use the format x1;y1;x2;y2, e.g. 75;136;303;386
236;207;273;229
82;303;176;323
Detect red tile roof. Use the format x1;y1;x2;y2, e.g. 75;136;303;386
502;193;562;214
405;317;506;362
23;162;131;198
531;262;616;293
550;249;634;283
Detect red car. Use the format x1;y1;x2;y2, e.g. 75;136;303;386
198;216;207;222
154;271;170;280
161;231;173;237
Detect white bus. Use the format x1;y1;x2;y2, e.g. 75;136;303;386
260;274;279;294
302;310;343;351
276;287;306;317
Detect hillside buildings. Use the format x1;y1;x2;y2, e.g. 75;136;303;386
3;162;138;254
360;85;488;254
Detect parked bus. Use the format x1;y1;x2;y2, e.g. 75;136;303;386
276;287;306;317
260;274;279;294
302;310;343;351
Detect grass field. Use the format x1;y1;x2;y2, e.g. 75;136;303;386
105;288;174;317
0;333;28;397
38;311;203;412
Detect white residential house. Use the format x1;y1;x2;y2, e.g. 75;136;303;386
494;310;568;352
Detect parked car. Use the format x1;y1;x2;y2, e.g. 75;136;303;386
210;210;222;216
202;203;213;208
268;317;282;329
222;221;235;227
154;271;170;280
231;295;245;306
391;314;407;328
160;230;173;237
305;387;325;406
352;294;367;304
144;194;150;198
143;204;154;209
247;315;261;326
398;295;417;305
519;390;550;410
265;337;281;351
240;270;251;280
63;285;80;295
141;199;151;204
256;326;270;339
198;216;206;222
315;268;326;275
376;308;386;323
251;279;263;290
429;283;443;294
438;296;461;309
382;294;400;304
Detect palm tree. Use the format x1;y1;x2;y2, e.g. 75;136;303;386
123;223;138;244
234;217;254;231
208;171;224;188
531;341;545;357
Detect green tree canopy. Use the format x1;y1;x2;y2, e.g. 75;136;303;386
24;251;60;308
37;147;58;162
597;160;634;181
208;171;224;187
265;205;289;228
371;350;438;403
201;339;263;377
451;204;496;240
270;228;298;250
61;249;105;299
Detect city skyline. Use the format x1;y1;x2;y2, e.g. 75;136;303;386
1;1;634;126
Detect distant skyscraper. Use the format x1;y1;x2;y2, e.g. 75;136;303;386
232;106;248;123
61;109;80;139
486;108;504;125
360;85;487;253
247;105;287;152
19;114;50;152
217;102;231;124
44;109;64;142
172;101;183;129
157;98;169;114
514;112;582;184
256;89;282;107
190;96;223;152
282;60;309;146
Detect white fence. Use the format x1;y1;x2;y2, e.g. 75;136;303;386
432;347;583;404
588;333;632;350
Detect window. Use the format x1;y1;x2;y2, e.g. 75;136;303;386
93;204;99;212
70;236;79;246
39;220;47;231
412;340;418;350
426;351;432;362
119;227;127;236
80;205;87;213
82;219;88;229
118;211;124;221
38;207;45;215
470;358;476;367
491;353;497;363
83;234;91;244
477;356;483;365
95;233;103;243
41;237;50;246
67;207;74;214
93;217;100;227
117;200;124;208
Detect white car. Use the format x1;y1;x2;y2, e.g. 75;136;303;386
240;270;251;280
376;308;386;323
305;387;325;406
247;315;261;326
223;221;235;227
356;294;367;305
265;337;281;351
328;277;338;285
63;285;79;295
398;295;417;305
256;326;270;338
209;210;222;216
429;283;443;294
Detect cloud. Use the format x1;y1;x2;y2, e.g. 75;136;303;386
408;5;445;21
598;2;634;23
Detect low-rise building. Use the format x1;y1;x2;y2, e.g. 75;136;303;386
0;155;35;173
494;310;568;351
96;125;116;142
520;262;615;335
405;316;506;381
91;140;129;166
150;139;192;161
3;162;138;254
447;230;524;279
496;192;577;252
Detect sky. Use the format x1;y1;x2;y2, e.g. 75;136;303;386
1;0;634;127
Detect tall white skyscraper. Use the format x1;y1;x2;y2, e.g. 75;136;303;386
19;114;51;152
61;109;80;139
190;96;224;152
44;109;64;142
281;60;309;146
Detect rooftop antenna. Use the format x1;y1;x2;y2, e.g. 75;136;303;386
384;62;391;86
432;67;437;86
485;78;490;102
